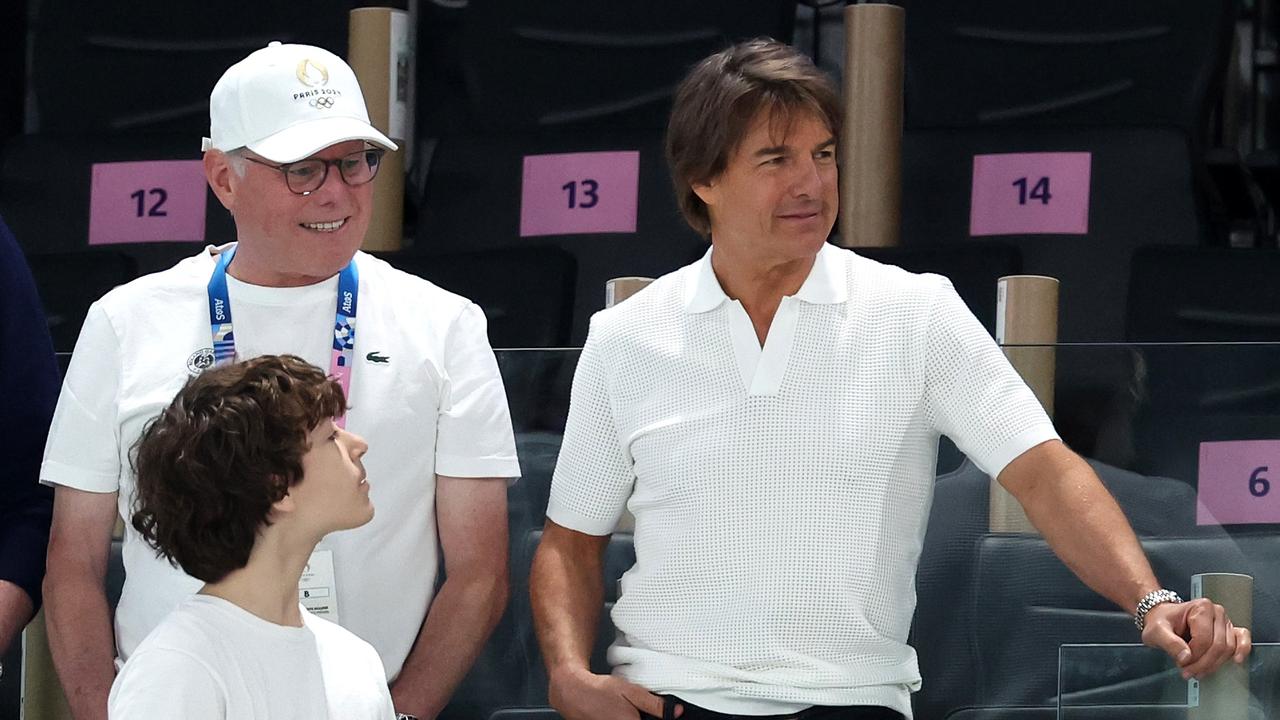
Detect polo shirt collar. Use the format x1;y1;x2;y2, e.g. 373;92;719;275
682;242;848;314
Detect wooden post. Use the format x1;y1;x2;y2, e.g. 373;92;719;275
838;3;904;248
21;610;73;720
991;275;1059;533
605;277;653;309
1188;573;1252;720
349;7;412;252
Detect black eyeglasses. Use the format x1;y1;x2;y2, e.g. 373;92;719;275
242;148;386;195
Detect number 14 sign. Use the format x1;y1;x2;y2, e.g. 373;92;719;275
969;151;1091;236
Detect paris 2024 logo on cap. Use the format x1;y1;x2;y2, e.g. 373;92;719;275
293;59;341;110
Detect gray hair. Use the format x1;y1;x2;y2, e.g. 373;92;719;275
223;148;249;178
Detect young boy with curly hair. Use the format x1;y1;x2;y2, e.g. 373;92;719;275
108;354;394;719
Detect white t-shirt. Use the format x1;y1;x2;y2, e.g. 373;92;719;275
108;594;395;720
42;245;521;678
547;244;1059;718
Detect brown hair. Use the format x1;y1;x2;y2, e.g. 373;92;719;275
665;38;841;237
131;355;346;583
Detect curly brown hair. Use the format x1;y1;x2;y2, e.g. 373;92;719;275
131;355;346;583
666;38;841;237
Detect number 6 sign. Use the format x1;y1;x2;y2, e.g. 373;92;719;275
89;160;208;246
969;152;1091;236
1198;440;1280;525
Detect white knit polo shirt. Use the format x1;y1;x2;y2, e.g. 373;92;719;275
547;243;1059;718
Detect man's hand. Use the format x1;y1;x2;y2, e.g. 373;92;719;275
1141;599;1252;679
548;666;679;720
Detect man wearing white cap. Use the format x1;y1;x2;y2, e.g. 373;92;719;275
42;42;519;720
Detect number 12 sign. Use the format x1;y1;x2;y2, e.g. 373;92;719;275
520;151;640;237
969;152;1091;236
89;160;208;246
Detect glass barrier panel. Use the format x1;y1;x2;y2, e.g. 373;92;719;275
44;342;1277;719
1058;643;1280;719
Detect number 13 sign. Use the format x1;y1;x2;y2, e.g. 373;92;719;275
89;160;208;246
520;151;640;237
969;152;1091;236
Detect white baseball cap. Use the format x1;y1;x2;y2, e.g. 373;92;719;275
202;41;398;163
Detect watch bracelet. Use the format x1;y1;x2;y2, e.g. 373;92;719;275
1134;588;1183;630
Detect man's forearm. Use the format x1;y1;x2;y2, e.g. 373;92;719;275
390;570;508;719
530;524;607;678
43;572;117;720
1007;442;1159;612
0;580;35;656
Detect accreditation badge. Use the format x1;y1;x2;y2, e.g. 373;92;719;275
299;549;340;623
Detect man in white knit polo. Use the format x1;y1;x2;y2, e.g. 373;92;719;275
530;39;1251;720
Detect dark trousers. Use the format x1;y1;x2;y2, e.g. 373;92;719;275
641;696;904;720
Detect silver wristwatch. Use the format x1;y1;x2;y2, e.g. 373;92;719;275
1134;588;1183;630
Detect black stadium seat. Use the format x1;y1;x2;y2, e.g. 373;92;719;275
890;0;1236;134
1127;246;1280;343
912;457;1279;719
3;0;358;276
900;126;1206;344
457;0;797;132
855;241;1021;336
25;249;139;353
415;1;797;344
416;128;705;345
0;134;230;257
377;247;578;349
972;533;1279;712
890;0;1237;344
26;2;352;136
1125;251;1280;484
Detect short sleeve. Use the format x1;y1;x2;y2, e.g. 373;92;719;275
922;278;1059;478
433;302;520;479
545;318;634;536
108;648;225;720
41;302;124;493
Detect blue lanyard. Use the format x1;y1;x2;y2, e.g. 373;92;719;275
206;245;360;424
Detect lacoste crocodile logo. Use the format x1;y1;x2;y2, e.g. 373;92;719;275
365;351;390;364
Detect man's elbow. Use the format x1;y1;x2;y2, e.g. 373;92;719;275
449;557;510;624
467;563;509;631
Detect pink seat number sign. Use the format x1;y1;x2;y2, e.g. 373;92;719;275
969;152;1091;236
1197;440;1280;525
89;160;208;246
520;151;639;237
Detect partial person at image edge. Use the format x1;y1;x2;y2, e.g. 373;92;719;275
0;213;59;662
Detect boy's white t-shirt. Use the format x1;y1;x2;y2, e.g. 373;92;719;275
108;595;395;720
